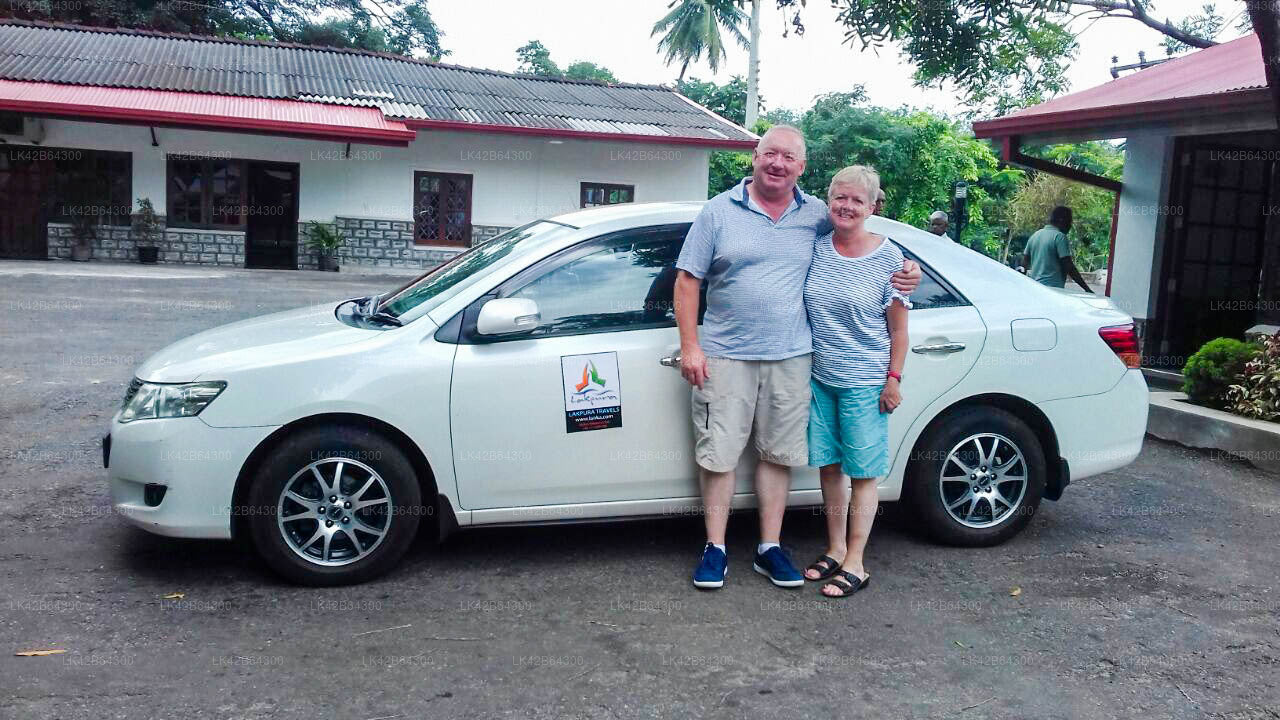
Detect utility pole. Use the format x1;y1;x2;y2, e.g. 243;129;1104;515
745;0;761;129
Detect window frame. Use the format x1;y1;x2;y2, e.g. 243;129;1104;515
580;182;635;208
450;223;699;344
165;156;248;230
413;170;473;247
49;148;133;226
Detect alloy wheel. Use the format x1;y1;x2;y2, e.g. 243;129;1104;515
276;458;393;566
938;433;1028;529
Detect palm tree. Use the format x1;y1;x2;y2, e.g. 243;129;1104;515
651;0;749;84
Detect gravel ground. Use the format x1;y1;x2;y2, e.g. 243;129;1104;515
2;261;1278;720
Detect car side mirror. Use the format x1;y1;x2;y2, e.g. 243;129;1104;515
476;297;540;336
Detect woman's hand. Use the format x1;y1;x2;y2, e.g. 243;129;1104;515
880;377;901;414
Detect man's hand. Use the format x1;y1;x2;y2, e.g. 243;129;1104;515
891;259;922;294
880;377;901;413
681;346;710;389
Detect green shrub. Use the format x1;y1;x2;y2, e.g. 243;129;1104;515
1182;337;1258;409
1227;333;1280;422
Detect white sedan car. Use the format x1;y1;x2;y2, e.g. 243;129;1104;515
105;202;1148;585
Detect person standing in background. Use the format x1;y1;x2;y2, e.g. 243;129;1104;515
1023;206;1093;293
927;211;949;237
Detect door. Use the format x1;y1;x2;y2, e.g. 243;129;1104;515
449;225;700;510
245;162;299;269
1154;141;1271;364
0;150;48;259
883;251;985;472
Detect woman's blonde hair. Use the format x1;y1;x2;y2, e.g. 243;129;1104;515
827;165;881;203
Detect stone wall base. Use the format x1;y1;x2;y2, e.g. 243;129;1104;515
309;218;511;272
48;223;245;266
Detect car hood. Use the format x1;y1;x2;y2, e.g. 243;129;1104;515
135;302;376;382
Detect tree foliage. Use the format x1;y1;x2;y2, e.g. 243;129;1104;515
797;0;1231;113
516;40;562;76
677;76;752;125
2;0;447;57
516;41;619;83
793;90;1023;255
652;0;750;82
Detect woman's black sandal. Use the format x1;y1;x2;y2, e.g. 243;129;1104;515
805;555;843;581
822;570;870;598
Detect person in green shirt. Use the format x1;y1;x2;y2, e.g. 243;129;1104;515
1023;206;1093;293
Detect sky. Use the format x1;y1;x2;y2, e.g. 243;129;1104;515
429;0;1249;118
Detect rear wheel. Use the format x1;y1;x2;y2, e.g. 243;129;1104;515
906;406;1046;546
247;426;422;586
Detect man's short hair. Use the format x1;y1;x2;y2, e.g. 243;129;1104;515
929;210;948;222
1049;206;1073;225
756;124;807;161
828;165;880;203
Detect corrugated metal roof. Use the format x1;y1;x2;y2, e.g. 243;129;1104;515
0;20;757;147
0;79;417;144
974;33;1269;139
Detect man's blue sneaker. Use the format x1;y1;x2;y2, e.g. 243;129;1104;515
692;543;728;589
753;546;804;588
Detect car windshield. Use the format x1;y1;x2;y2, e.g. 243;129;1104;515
377;220;574;318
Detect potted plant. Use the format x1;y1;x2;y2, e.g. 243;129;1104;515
132;197;163;264
307;223;342;272
69;212;95;262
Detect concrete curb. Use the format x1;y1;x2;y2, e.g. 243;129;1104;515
1148;391;1280;474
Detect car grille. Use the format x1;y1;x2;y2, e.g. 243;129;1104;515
122;377;143;407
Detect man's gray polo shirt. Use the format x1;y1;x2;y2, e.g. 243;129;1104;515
676;178;830;361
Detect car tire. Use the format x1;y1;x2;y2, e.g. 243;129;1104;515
247;425;423;586
905;406;1046;547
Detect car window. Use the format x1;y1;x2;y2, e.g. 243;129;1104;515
506;227;693;338
899;247;969;310
378;220;574;319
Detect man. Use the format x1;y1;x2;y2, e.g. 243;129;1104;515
673;125;920;591
874;189;886;216
1023;206;1093;293
927;210;949;237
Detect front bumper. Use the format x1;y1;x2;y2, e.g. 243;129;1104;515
107;415;278;539
1039;370;1149;483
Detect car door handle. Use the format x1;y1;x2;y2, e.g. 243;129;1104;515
659;354;682;367
912;342;966;354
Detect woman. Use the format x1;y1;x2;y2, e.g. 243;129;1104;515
801;165;910;598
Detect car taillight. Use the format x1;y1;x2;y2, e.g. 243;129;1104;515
1099;323;1141;368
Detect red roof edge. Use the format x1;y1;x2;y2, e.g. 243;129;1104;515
0;80;416;145
973;88;1272;139
401;118;759;150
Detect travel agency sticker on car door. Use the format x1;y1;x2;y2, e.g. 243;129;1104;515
560;351;622;433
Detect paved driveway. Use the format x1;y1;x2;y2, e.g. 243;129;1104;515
2;261;1278;719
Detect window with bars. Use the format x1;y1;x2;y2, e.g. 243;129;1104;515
414;171;472;246
166;157;246;229
580;182;634;208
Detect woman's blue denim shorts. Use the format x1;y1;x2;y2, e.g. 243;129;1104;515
807;377;889;478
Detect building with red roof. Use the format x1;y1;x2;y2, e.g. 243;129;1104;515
0;21;755;270
974;33;1278;370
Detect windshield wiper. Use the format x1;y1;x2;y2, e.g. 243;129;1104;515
365;310;402;327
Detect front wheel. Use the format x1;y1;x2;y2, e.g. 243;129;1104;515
247;426;423;586
905;406;1046;546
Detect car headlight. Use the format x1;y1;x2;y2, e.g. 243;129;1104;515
119;380;226;423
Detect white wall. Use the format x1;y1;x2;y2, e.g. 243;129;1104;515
25;117;712;228
1110;132;1173;320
